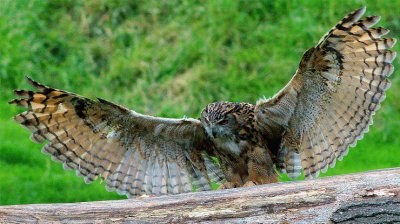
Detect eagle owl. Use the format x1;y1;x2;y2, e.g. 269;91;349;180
10;7;396;197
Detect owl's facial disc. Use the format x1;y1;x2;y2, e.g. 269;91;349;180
203;119;232;139
201;110;235;139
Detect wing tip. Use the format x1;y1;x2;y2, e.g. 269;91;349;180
96;97;110;104
25;75;48;90
8;99;17;105
356;6;367;16
25;75;37;86
347;6;366;22
392;38;398;48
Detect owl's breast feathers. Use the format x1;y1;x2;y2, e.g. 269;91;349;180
206;102;279;161
203;102;279;186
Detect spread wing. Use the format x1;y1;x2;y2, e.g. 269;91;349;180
255;7;396;179
9;77;225;197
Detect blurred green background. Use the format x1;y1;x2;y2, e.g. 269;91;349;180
0;0;399;205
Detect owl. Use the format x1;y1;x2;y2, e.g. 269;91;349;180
10;7;396;197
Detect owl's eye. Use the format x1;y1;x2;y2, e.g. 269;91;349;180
218;119;228;125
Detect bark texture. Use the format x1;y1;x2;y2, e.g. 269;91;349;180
0;168;399;224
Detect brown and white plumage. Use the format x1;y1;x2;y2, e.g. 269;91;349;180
256;6;396;179
10;7;396;197
10;78;221;197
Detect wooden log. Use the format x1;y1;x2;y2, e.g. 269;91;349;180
0;168;399;223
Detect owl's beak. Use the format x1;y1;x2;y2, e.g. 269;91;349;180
211;129;218;138
205;126;216;138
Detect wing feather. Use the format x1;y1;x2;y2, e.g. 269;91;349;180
10;76;224;197
256;7;396;179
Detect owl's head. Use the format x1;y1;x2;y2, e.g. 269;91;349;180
200;102;252;140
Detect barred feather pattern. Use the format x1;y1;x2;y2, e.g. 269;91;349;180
10;7;395;194
202;152;225;185
9;77;223;197
256;7;396;179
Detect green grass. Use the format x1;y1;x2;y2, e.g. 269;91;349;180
1;0;399;205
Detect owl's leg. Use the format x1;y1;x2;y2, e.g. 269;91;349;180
246;146;278;186
242;181;256;187
218;156;246;190
217;172;243;189
217;182;237;190
138;194;157;199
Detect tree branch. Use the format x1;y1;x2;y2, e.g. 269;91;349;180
1;168;399;223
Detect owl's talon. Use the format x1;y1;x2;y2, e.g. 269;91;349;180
217;182;236;190
138;194;155;199
242;181;256;187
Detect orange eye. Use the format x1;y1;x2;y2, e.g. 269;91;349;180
219;119;228;125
